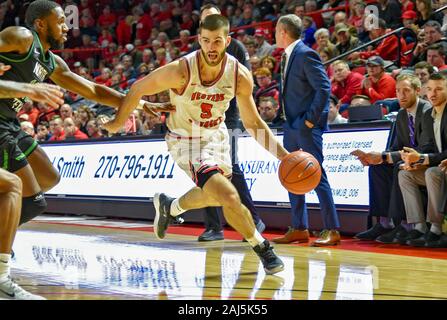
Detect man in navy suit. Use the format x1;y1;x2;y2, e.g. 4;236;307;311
272;14;341;246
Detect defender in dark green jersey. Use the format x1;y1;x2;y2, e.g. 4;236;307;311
0;0;174;227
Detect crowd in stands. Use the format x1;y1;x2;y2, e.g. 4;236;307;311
1;0;447;141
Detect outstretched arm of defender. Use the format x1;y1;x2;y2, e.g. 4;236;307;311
50;55;175;114
236;63;289;160
101;60;188;133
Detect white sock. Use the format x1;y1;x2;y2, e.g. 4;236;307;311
430;223;442;235
170;198;186;217
246;230;265;247
415;223;428;233
0;254;11;281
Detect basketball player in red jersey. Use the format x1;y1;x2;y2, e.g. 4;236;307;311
103;15;289;275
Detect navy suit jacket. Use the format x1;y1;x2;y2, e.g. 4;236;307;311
280;41;331;131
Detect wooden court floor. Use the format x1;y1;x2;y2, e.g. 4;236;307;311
8;216;447;300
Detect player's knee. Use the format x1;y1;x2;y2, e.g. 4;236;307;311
1;171;22;195
20;192;47;225
220;192;241;209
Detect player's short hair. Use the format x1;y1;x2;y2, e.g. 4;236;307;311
25;0;61;28
199;14;229;36
396;74;422;90
200;3;221;16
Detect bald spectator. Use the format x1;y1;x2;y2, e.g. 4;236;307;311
17;101;39;126
254;28;274;58
59;104;73;121
361;56;396;104
350;95;372;107
426;43;447;70
331;60;364;111
250;55;261;73
63;118;88;140
49;118;65;141
36;122;51;142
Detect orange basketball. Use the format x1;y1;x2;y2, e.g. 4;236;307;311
279;151;322;194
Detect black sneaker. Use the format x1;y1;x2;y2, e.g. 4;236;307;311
407;231;441;247
198;229;224;241
426;233;447;248
401;229;425;245
354;223;392;241
153;193;175;240
376;225;408;244
253;240;284;275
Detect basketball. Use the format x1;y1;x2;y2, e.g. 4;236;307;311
279;150;322;194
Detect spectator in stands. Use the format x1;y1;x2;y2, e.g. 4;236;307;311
76;105;95;136
301;16;316;47
116;15;134;46
17;101;39;127
237;3;255;34
348;19;410;65
257;96;283;128
328;95;348;125
37;102;59;125
178;30;192;54
250;55;261;73
133;6;152;44
361;56;397;104
244;36;258;58
426;43;447;70
86;120;103;139
415;0;443;26
402;10;419;44
378;0;403;29
49;117;65;141
350;94;372;107
412;21;447;64
254;28;274;58
79;8;96;37
331;60;364;111
348;0;366;32
293;3;305;20
94;68;113;85
260;55;280;82
414;61;436;99
98;5;117;29
141;48;154;65
254;67;279;104
65;28;82;49
36;122;51;142
59;104;73;122
321;0;339;26
20;121;35;138
155;48;168;67
313;28;333;53
400;0;415;12
317;47;336;78
98;28;114;48
63;118;88;140
304;0;324;28
352;74;431;242
121;55;137;80
334;23;360;56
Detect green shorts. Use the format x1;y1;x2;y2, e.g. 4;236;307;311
0;116;38;172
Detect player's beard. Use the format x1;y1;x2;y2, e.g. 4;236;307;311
47;28;64;50
201;49;226;67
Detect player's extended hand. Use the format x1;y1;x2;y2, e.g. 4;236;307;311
24;83;64;109
141;102;176;117
0;63;11;76
98;117;122;134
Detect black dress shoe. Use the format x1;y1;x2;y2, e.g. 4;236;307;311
376;225;408;244
407;231;441;247
400;229;425;245
355;223;392;241
426;234;447;248
198;229;224;242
